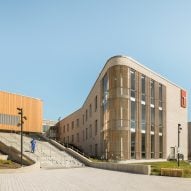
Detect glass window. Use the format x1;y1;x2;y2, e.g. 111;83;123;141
159;135;163;158
159;84;162;107
83;115;84;125
86;110;88;121
95;96;98;112
159;110;163;133
142;133;146;159
72;121;74;130
150;80;155;105
95;120;98;135
141;104;146;130
141;75;146;101
151;107;155;131
131;132;136;159
131;101;136;129
89;104;92;117
76;119;79;127
151;135;155;158
130;69;136;97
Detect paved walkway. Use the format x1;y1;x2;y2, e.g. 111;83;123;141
0;167;191;191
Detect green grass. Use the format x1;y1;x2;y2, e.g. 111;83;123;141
141;161;191;178
0;159;20;169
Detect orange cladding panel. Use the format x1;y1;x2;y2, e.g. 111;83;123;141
0;91;43;133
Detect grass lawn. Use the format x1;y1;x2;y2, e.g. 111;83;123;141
141;161;191;178
0;159;20;169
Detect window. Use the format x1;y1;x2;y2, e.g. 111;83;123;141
72;121;74;130
151;107;155;132
67;124;69;132
130;101;136;129
95;144;98;156
131;132;136;159
159;84;162;107
95;96;98;112
130;69;136;98
159;110;163;133
72;135;74;143
103;74;109;112
150;80;155;105
95;120;98;135
86;110;88;121
141;104;146;130
89;104;92;117
63;125;65;133
141;75;146;101
76;119;79;127
159;135;163;158
141;133;146;159
83;115;84;125
151;135;155;158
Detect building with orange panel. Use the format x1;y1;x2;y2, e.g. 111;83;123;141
0;91;43;133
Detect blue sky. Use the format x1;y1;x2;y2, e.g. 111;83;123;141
0;0;191;120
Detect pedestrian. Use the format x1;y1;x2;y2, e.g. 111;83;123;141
31;138;36;153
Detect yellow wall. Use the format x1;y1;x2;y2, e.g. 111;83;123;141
0;91;43;133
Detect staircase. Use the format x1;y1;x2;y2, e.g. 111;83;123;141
0;132;84;169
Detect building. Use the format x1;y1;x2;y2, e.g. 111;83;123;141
57;56;188;160
0;91;43;133
43;119;57;139
43;119;57;133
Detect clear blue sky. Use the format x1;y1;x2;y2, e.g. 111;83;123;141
0;0;191;121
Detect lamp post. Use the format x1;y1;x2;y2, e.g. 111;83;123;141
17;108;27;167
177;123;182;167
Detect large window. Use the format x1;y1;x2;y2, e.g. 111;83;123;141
141;104;146;130
159;135;163;158
89;104;92;117
95;96;98;112
131;132;136;159
130;69;136;98
130;101;136;129
95;120;98;135
141;133;146;159
141;75;146;101
159;110;163;133
151;134;155;158
150;80;155;105
151;107;155;132
159;84;162;107
103;74;109;112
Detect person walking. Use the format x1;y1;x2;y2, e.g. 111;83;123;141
31;138;36;153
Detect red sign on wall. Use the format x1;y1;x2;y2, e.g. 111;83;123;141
181;90;186;108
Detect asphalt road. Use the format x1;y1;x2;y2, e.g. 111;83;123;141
0;167;191;191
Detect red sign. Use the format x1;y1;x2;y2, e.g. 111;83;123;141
181;90;186;108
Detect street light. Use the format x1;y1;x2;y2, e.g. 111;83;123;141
177;123;182;167
17;107;27;167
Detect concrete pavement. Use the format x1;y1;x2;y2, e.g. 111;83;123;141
0;167;191;191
